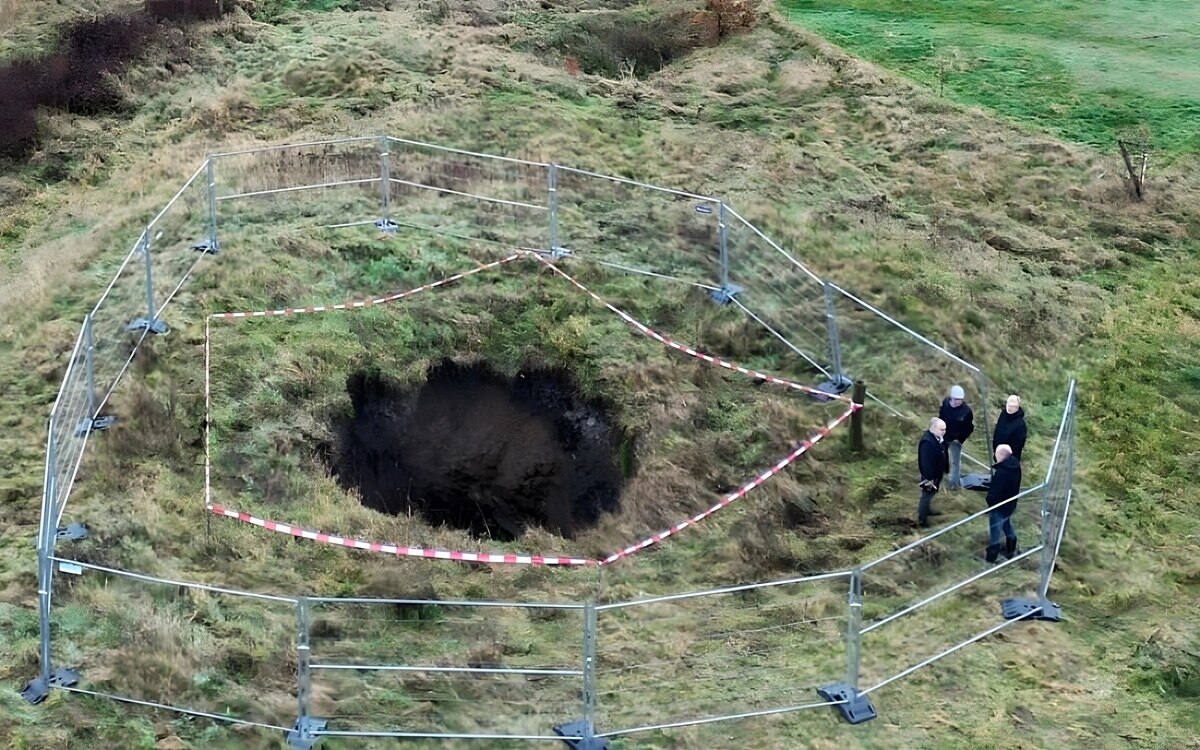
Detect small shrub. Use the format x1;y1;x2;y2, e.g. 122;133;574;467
545;6;717;79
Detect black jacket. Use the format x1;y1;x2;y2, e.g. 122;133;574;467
939;398;975;444
986;455;1022;516
993;408;1028;460
917;431;948;488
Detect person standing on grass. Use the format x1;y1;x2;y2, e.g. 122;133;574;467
984;444;1022;563
916;417;948;528
938;384;975;489
993;394;1028;460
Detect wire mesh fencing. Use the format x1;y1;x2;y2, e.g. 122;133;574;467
46;560;298;733
146;162;214;321
828;282;989;431
44;324;91;528
1036;380;1076;601
27;136;1080;746
592;572;850;738
305;597;586;740
554;167;724;292
87;236;152;415
855;489;1046;693
724;208;835;379
212;138;383;234
385;137;548;254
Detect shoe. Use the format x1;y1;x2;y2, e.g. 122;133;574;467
983;544;1001;564
1004;538;1019;559
918;518;930;528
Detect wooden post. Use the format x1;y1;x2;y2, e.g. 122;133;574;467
850;380;866;453
1117;140;1144;200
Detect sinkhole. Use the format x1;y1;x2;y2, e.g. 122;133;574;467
326;360;627;541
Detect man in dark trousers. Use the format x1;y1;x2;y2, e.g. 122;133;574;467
984;443;1022;562
939;384;974;489
916;417;948;528
993;394;1028;460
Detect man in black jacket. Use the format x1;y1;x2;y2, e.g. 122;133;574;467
993;394;1028;460
938;384;974;489
984;444;1022;562
916;417;948;528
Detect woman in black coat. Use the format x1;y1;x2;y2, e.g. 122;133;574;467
993;394;1028;460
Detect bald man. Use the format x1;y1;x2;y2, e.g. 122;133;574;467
916;417;948;528
984;443;1022;563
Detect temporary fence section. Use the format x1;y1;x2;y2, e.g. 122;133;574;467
305;597;587;741
210;138;382;234
723;208;840;383
45;560;298;733
26;136;1079;748
854;384;1076;712
385;137;549;254
553;167;724;293
593;572;850;738
210;137;551;258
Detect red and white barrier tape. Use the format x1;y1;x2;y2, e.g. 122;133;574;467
205;504;598;566
531;254;852;402
203;249;862;566
208;254;522;321
598;404;858;565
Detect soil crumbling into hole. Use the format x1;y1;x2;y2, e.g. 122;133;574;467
327;360;625;541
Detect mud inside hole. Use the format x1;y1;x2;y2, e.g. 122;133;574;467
327;360;625;541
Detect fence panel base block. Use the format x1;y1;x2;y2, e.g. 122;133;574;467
287;717;326;749
1001;598;1061;622
56;523;88;542
126;318;169;335
21;667;79;705
75;415;118;437
553;720;609;749
961;472;991;492
819;375;854;396
708;283;743;305
809;377;853;403
817;683;876;725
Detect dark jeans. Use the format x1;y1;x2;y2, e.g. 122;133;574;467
918;489;937;525
987;508;1016;559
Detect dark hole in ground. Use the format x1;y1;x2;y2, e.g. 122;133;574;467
326;360;626;541
0;12;192;159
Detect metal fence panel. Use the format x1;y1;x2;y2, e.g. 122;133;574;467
555;167;722;291
46;324;90;525
48;563;297;732
1038;381;1076;599
593;574;848;736
307;599;584;739
724;209;832;378
88;238;151;414
213;139;383;233
147;163;212;320
385;137;548;254
826;283;994;469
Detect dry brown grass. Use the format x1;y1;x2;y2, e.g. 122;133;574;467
0;0;1197;747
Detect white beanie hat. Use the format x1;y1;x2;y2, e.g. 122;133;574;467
949;385;965;399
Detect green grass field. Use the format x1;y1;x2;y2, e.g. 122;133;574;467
782;0;1200;154
1;0;1198;747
